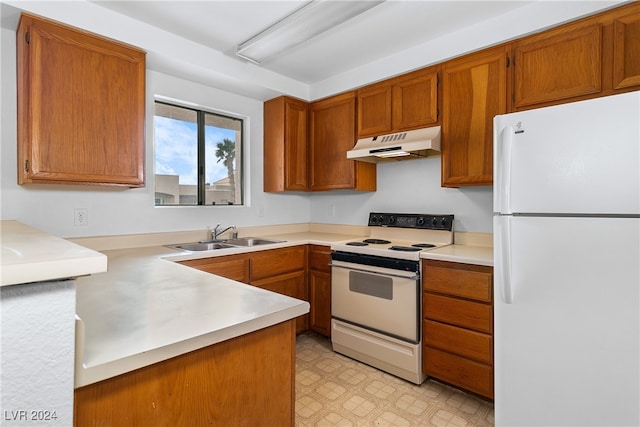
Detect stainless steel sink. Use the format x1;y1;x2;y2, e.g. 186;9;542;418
223;237;285;247
167;242;235;251
166;237;284;252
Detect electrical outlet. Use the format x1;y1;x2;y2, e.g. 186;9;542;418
329;204;336;217
258;207;264;217
74;208;88;226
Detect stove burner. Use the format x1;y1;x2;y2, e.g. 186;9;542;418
363;239;392;244
389;246;423;252
346;241;368;246
412;243;436;248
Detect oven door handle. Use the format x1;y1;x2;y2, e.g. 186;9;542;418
329;263;419;280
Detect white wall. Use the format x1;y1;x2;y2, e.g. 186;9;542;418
0;14;490;239
0;28;310;238
309;158;493;233
3;1;620;238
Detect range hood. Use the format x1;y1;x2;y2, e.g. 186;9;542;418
347;126;441;163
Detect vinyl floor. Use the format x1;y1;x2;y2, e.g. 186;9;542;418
295;332;494;427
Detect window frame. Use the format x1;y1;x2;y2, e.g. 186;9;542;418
153;100;245;206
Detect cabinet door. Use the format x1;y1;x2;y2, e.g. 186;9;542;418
512;23;602;109
392;68;439;131
263;96;308;192
17;14;145;187
441;46;507;187
357;67;439;138
357;84;393;138
308;245;332;337
612;10;640;90
308;244;331;273
310;92;376;191
251;270;308;333
250;270;306;300
309;270;331;337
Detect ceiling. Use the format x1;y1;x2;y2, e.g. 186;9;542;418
1;0;624;100
92;0;534;85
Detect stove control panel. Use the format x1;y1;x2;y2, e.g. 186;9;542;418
368;212;454;231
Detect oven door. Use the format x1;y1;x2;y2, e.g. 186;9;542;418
331;258;420;343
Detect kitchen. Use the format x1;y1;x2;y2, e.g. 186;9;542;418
1;1;639;426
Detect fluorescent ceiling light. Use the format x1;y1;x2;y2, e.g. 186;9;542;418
236;0;385;64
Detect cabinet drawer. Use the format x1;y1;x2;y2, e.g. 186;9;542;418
423;261;493;302
424;319;492;364
424;347;493;399
250;246;307;280
424;293;492;333
180;255;249;282
308;245;331;272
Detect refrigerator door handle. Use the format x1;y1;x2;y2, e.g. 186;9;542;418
499;215;513;304
496;126;514;214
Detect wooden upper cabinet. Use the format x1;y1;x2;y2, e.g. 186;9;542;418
310;92;376;191
357;66;439;138
17;13;145;187
510;2;640;110
611;5;640;90
441;46;507;187
263;96;308;192
512;22;602;110
357;84;392;137
392;67;439;131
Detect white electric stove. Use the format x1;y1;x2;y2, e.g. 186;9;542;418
330;212;454;384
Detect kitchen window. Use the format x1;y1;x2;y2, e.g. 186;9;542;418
154;101;243;206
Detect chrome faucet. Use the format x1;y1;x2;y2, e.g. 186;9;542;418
212;224;237;240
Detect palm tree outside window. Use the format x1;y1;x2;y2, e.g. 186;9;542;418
154;101;243;206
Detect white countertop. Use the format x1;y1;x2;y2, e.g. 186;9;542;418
421;244;493;266
0;221;107;286
6;223;490;387
74;243;312;388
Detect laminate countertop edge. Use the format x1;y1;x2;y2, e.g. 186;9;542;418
0;221;107;286
420;244;494;266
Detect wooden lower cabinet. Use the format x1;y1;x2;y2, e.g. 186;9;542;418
308;245;332;337
422;259;494;399
179;246;308;333
74;319;296;427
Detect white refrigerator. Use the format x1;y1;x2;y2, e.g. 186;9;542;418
493;91;640;426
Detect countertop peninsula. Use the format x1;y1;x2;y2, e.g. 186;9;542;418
75;243;314;387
